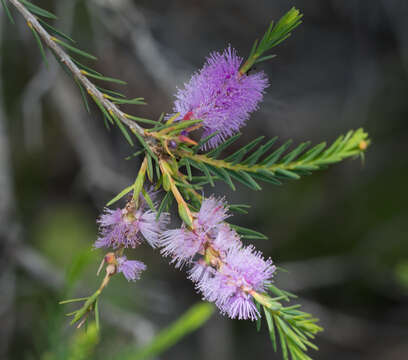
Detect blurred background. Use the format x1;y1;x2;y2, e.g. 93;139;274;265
1;0;408;359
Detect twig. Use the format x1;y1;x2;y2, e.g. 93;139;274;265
8;0;145;138
20;0;77;151
12;243;156;344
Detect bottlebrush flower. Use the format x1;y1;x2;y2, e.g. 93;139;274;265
117;256;146;282
196;196;230;230
172;46;268;148
160;197;236;267
195;245;276;320
160;226;202;268
160;196;275;321
95;200;169;249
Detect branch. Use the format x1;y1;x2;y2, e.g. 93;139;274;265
8;0;145;139
180;129;369;190
12;243;156;343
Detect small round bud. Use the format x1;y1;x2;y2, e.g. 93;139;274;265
359;140;368;150
105;252;116;264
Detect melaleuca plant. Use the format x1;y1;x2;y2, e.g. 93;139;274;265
3;1;371;359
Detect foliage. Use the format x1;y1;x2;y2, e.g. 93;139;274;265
2;1;371;359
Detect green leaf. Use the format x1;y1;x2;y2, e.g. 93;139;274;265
275;168;300;180
276;319;289;360
178;203;193;227
281;142;310;164
96;86;126;98
276;317;307;352
82;71;127;85
1;0;15;24
241;7;302;72
252;170;282;185
53;37;97;60
248;39;259;59
142;188;155;211
132;162;147;201
126;149;145;160
112;97;146;105
242;137;278;165
239;171;261;190
229;224;268;240
194;131;220;152
59;297;89;304
20;0;57;19
111;112;134;146
228;204;251;214
124;114;160;125
157;191;172;219
264;306;277;352
261;139;293;166
153;118;202;133
207;164;235;190
133;132;158;162
95;299;100;332
206;133;241;158
188;160;215;187
183;159;193;181
92;96;113;124
106;184;134;206
75;79;91;113
227;170;260;191
72;58;102;76
146;153;154;182
255;54;277;63
298;142;326;162
255;301;262;332
38;18;75;43
29;25;48;67
225;136;264;164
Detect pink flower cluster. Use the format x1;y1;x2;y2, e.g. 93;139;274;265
160;197;275;320
172;47;268;149
95;191;169;281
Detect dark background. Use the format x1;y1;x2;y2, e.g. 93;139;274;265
1;0;408;359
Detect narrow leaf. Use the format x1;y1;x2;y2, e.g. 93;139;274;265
106;184;134;206
82;71;127;85
20;0;57;19
225;136;264;164
264;307;277;352
53;37;97;60
38;18;74;43
230;224;268;240
29;24;48;67
1;0;15;24
242;137;278;165
206;133;241;158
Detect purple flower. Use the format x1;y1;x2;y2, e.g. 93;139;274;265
211;223;242;255
172;46;268;148
95;204;169;249
160;227;204;268
196;197;229;230
160;198;236;268
117;256;146;281
188;259;214;283
194;245;276;321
